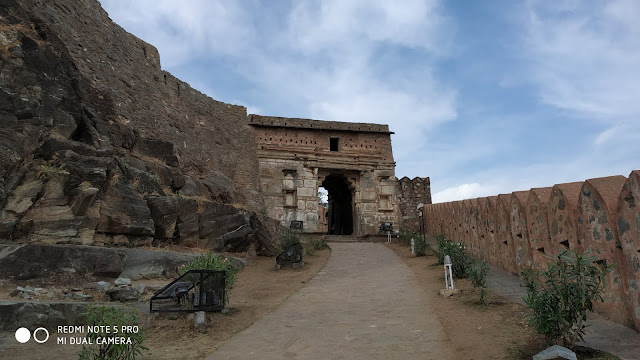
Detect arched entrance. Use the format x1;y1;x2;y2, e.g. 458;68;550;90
322;174;354;235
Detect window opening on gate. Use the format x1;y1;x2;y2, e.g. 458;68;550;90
330;137;339;151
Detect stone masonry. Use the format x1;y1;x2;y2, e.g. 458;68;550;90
249;115;400;237
397;176;432;233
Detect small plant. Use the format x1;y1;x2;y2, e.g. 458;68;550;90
38;163;70;180
179;252;238;304
521;250;615;349
413;236;428;257
398;229;416;246
304;245;316;256
469;261;489;304
280;229;300;252
435;237;473;278
258;207;268;217
78;305;147;360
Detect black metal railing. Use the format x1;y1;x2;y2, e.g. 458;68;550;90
150;270;225;313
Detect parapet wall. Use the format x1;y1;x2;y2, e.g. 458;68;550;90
424;171;640;331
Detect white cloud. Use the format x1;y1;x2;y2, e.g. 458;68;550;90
100;0;458;162
100;0;253;68
524;0;640;122
433;183;499;203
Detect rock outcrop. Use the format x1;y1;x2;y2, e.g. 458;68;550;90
0;0;279;254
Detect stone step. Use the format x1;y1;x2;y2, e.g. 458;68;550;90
323;235;365;243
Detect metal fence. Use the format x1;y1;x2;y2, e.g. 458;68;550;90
150;270;225;313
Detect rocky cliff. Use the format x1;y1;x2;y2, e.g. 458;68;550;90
0;0;277;254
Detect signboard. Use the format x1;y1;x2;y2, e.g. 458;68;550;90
290;221;304;230
379;222;393;232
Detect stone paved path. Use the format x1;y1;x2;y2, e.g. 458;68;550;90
206;243;452;360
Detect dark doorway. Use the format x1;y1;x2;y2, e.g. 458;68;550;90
322;174;353;235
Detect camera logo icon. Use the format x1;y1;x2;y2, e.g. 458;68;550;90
15;327;50;343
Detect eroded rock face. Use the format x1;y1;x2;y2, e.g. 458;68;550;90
0;0;280;255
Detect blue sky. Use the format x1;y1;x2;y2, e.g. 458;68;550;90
100;0;640;203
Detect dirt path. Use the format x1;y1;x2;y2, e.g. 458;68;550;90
206;243;453;360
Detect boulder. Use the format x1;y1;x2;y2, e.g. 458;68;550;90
97;181;154;236
147;196;178;239
114;277;132;286
0;244;126;279
106;286;140;301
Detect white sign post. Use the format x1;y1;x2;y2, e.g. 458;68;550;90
444;255;454;289
387;231;391;243
411;238;415;254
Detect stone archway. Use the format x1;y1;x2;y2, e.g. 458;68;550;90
322;174;354;235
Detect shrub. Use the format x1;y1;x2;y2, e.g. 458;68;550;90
469;261;489;304
78;305;147;360
38;163;70;180
303;238;329;256
521;250;614;349
413;236;428;257
436;237;473;278
304;245;316;256
398;229;416;246
280;229;300;252
179;252;239;304
312;238;329;250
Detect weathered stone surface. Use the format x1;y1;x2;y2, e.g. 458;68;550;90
147;196;178;239
0;301;91;330
120;247;202;280
532;345;577;360
0;302;18;331
0;244;126;279
115;277;132;286
71;186;99;216
106;286;140;301
134;138;179;167
97;181;154;236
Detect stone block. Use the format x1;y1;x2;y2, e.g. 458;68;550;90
297;187;314;197
106;286;140;301
439;289;460;298
532;345;577;360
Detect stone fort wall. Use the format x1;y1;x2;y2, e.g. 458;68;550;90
423;171;640;331
397;177;432;233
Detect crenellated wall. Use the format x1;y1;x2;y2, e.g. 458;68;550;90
424;171;640;331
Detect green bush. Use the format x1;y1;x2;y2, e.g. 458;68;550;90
179;252;239;304
436;237;473;278
312;238;329;250
413;236;428;257
303;238;329;256
469;261;489;304
78;305;147;360
38;163;70;180
398;229;416;246
280;229;300;252
304;245;316;256
521;250;614;349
